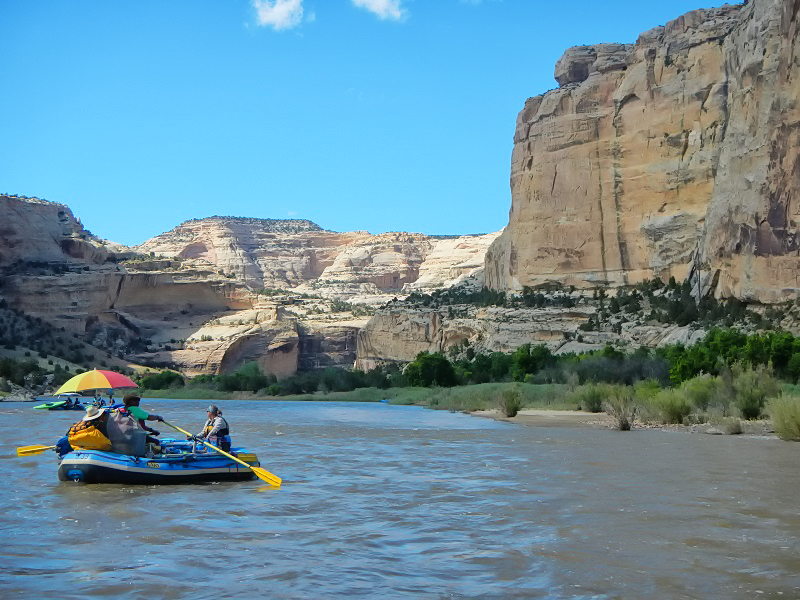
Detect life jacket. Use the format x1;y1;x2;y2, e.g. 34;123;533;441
206;417;231;451
67;420;112;451
201;417;230;437
214;417;230;438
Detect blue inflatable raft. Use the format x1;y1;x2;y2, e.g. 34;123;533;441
57;439;260;484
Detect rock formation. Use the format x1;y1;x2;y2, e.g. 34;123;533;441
696;0;800;303
0;196;499;377
137;217;438;296
357;0;800;369
355;300;707;372
8;1;798;378
486;0;799;305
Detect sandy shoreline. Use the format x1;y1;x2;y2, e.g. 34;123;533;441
472;408;615;428
472;408;778;437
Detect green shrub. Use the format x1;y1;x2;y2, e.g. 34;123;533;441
714;417;743;435
732;364;781;419
633;379;661;402
768;396;800;441
497;388;522;417
787;353;800;383
680;375;719;412
603;386;637;431
140;370;185;390
571;384;606;412
405;352;458;387
649;388;693;424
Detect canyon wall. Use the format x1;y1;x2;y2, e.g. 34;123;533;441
137;217;441;296
486;0;799;304
0;197;499;377
696;0;800;302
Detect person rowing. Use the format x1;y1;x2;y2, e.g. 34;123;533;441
192;405;232;452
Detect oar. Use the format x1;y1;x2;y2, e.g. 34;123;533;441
162;421;281;487
17;444;57;456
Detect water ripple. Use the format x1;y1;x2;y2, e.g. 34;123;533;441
2;400;800;598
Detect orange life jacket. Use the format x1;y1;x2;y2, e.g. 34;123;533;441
67;420;112;451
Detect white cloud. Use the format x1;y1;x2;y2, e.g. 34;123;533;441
253;0;304;30
352;0;406;21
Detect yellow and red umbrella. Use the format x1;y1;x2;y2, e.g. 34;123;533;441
54;369;138;395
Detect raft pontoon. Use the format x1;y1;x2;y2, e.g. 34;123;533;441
57;439;260;484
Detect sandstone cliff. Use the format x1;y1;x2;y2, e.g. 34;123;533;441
137;217;441;297
354;300;708;372
130;218;500;375
696;0;800;302
0;197;499;377
486;0;799;305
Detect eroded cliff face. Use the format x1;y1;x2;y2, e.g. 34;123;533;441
137;217;444;296
696;0;800;302
0;195;112;266
487;0;800;304
130;218;500;374
1;198;500;377
354;301;706;372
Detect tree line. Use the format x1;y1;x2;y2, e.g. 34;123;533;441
136;327;800;396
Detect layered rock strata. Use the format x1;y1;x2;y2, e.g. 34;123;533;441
487;0;800;304
1;197;500;377
355;302;706;372
137;217;441;296
696;0;800;302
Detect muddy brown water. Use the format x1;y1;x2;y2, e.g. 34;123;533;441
1;399;798;599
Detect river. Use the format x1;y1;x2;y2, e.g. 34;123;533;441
1;399;798;598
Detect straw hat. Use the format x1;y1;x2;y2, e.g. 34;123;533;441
82;405;106;421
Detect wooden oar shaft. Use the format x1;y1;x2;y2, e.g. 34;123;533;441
162;421;281;486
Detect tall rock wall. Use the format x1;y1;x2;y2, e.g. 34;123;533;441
697;0;800;302
487;0;800;304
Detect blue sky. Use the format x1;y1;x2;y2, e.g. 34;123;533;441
1;0;737;247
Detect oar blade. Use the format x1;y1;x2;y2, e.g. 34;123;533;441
252;467;282;487
17;445;55;456
163;420;282;487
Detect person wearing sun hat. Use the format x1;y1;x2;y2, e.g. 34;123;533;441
66;405;112;451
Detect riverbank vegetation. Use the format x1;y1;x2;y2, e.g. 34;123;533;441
136;326;800;440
